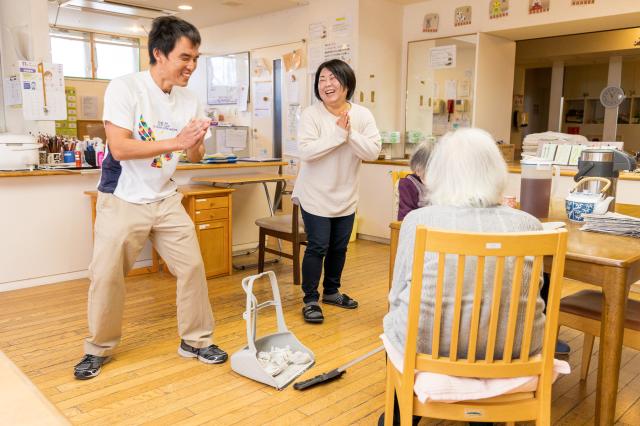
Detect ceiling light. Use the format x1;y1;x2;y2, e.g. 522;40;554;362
178;5;192;10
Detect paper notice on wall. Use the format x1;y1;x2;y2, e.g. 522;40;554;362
459;80;471;97
444;80;457;99
287;76;300;105
215;129;232;154
81;96;99;119
253;81;272;118
3;76;22;106
309;21;327;40
429;45;456;69
18;61;67;120
226;128;248;148
331;16;352;39
323;40;352;65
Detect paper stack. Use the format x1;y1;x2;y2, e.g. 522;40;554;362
580;212;640;238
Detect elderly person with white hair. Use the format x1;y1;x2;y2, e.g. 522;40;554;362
381;128;547;426
385;127;546;362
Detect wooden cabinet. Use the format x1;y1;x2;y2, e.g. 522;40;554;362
180;185;234;278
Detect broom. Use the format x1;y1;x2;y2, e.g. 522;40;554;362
293;345;385;390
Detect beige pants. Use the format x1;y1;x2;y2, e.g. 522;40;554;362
84;192;214;356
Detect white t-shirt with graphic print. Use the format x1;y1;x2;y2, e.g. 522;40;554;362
100;70;208;204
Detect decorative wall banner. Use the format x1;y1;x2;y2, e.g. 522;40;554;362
489;0;509;19
571;0;594;5
529;0;550;14
454;6;472;27
422;13;439;32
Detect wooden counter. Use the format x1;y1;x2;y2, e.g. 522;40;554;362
0;161;288;178
362;159;640;181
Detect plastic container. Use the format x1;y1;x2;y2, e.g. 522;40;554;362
520;158;553;218
63;150;74;163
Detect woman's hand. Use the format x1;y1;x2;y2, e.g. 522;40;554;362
336;111;351;131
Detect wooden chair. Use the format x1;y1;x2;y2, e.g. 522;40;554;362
559;289;640;380
384;226;568;426
391;170;412;186
391;170;412;220
255;203;307;285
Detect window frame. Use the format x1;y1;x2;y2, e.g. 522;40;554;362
49;27;141;81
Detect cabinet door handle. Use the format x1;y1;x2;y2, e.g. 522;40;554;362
195;199;207;203
195;211;201;214
199;224;210;230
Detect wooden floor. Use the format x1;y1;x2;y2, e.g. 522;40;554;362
0;239;639;425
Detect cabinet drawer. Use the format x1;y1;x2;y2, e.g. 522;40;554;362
194;196;228;210
194;208;228;222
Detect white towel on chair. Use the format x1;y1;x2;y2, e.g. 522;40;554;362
381;334;570;403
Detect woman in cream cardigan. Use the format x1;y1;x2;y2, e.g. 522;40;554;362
292;59;381;323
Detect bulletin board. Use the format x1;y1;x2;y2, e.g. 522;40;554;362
206;51;250;106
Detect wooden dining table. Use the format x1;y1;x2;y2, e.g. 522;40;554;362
389;219;640;426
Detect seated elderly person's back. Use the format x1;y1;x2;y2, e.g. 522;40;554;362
384;128;545;360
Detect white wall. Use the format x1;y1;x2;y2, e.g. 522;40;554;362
0;0;54;134
357;0;403;135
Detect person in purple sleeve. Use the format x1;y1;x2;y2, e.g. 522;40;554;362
396;142;434;221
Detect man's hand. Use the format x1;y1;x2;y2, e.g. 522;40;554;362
176;119;211;151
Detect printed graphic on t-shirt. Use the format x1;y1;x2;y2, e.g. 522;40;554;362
137;114;174;168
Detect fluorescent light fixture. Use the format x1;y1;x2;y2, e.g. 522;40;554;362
178;4;192;10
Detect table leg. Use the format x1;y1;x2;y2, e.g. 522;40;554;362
595;266;631;425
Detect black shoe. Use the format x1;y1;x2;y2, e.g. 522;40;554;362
73;354;111;380
322;293;358;309
178;340;228;364
302;303;324;323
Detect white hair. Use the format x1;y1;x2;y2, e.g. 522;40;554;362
425;128;507;207
409;141;434;179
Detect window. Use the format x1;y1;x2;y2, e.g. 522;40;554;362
50;28;140;80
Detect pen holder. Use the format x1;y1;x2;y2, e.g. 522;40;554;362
63;151;75;163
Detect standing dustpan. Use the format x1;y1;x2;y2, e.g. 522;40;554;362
231;271;315;390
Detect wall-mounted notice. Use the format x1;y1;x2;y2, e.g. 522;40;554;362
253;81;272;118
18;61;67;121
429;45;456;69
309;21;327;40
3;76;21;106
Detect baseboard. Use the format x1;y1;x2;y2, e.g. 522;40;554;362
0;259;154;292
356;233;390;245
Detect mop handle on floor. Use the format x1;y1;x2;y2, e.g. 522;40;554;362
293;345;385;390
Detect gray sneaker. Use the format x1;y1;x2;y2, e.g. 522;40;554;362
178;340;228;364
73;354;111;380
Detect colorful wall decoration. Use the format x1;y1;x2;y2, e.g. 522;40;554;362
489;0;509;19
422;13;439;32
571;0;594;5
454;6;472;27
529;0;550;14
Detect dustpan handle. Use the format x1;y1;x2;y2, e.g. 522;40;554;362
240;271;289;352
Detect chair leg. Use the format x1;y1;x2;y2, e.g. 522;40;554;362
293;241;301;286
580;333;595;381
384;362;395;426
258;228;266;273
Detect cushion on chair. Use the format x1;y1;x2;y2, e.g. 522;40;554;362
255;215;306;235
560;290;640;331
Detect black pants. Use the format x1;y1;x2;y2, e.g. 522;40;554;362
300;208;355;304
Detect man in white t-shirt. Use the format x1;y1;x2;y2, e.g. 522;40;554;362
74;16;227;380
